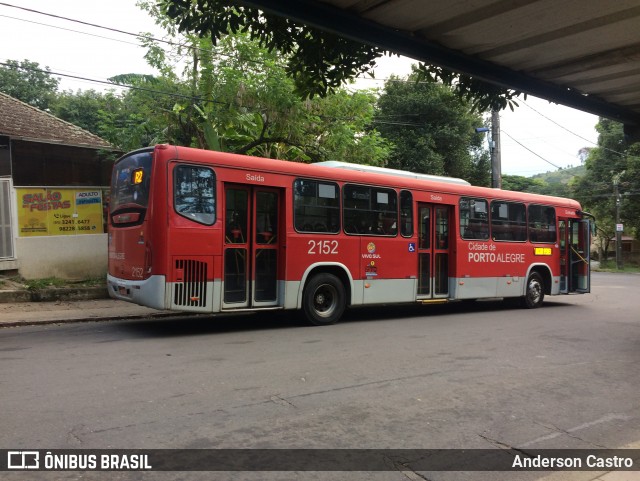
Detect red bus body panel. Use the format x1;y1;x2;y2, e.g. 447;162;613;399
108;144;588;314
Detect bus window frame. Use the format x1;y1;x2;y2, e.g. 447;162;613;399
292;178;341;235
400;190;413;238
528;204;557;244
343;183;398;237
459;197;489;241
172;163;217;226
490;200;527;242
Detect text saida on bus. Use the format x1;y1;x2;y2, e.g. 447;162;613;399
107;144;592;325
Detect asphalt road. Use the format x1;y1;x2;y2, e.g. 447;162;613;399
1;272;639;481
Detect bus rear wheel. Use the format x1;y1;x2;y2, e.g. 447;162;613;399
302;273;346;326
522;272;544;309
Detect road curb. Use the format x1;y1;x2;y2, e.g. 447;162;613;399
0;286;109;304
0;311;182;329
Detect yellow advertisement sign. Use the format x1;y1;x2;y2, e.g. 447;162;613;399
17;188;104;237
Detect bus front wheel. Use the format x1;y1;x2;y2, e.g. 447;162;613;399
522;272;544;309
302;273;346;326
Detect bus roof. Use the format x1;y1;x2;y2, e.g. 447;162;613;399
315;161;471;186
150;144;583;212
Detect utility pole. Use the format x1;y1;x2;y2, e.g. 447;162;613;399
491;109;502;189
613;175;623;270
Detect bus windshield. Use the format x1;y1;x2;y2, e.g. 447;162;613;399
110;151;152;212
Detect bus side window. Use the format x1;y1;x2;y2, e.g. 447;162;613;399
491;200;526;242
293;179;339;234
226;189;248;243
343;184;397;236
460;197;488;240
400;190;413;237
528;205;556;243
559;220;566;249
174;165;216;225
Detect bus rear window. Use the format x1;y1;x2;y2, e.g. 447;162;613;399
110;151;152;212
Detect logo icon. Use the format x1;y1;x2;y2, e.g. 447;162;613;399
8;451;39;469
408;243;416;252
366;242;376;254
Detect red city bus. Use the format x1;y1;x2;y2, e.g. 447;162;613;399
107;144;591;325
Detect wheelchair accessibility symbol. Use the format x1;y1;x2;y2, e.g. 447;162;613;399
408;243;416;253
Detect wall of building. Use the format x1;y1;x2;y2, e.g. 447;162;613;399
15;234;107;279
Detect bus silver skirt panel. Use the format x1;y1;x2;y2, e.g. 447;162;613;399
286;278;417;309
362;278;416;304
107;274;167;310
109;275;565;314
450;276;561;299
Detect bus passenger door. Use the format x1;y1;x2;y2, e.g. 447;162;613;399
223;185;281;309
569;219;590;293
224;186;250;307
417;204;450;300
559;218;590;293
252;189;280;306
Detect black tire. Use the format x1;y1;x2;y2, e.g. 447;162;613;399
521;272;545;309
302;273;346;326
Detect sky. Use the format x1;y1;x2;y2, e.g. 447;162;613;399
0;0;600;177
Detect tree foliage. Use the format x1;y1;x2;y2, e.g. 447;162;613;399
373;75;490;184
9;26;390;162
2;0;497;180
502;167;585;197
132;2;392;163
54;89;119;137
157;0;384;99
0;59;60;110
414;64;524;113
501;175;547;193
571;118;640;256
158;0;519;110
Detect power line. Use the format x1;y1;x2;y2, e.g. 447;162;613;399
0;60;227;105
0;13;141;47
521;99;627;159
501;129;562;170
0;2;153;42
6;59;563;165
0;2;606;171
521;100;597;145
0;1;281;68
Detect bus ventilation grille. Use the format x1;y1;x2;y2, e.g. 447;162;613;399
174;259;208;307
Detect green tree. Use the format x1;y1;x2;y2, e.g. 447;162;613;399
571;118;640;260
136;2;392;163
102;75;194;151
157;0;384;99
502;175;547;193
0;59;59;110
158;0;518;109
53;89;119;135
373;75;490;184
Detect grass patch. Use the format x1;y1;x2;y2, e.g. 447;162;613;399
24;277;68;290
596;260;640;273
21;276;105;290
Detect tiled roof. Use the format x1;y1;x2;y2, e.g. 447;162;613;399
0;92;113;149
